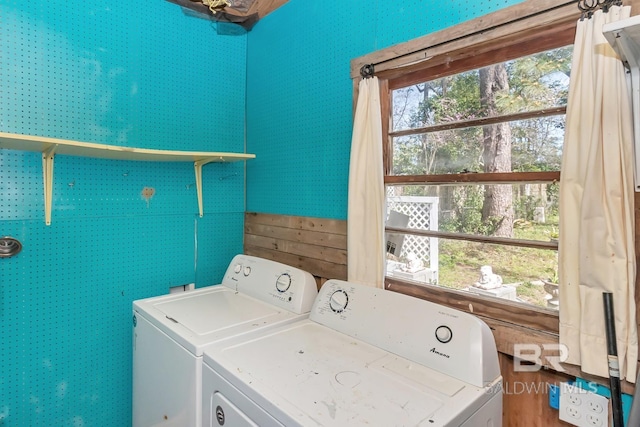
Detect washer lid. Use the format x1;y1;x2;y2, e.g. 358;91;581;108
155;289;279;335
205;321;499;426
134;286;305;355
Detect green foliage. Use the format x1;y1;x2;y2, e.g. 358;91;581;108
439;186;482;233
439;186;504;235
390;46;570;308
545;267;559;284
497;49;571;113
514;195;544;221
421;72;481;124
546;182;559;217
392;45;572;182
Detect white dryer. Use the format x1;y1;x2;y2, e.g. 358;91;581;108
132;254;318;427
201;279;503;427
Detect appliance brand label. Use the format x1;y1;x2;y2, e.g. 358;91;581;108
430;347;450;358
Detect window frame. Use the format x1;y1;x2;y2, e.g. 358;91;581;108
352;0;586;366
381;19;575;331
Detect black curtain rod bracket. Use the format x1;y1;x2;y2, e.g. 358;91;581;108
578;0;622;20
360;64;375;79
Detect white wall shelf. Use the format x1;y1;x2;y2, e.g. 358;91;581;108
603;15;640;191
0;132;255;224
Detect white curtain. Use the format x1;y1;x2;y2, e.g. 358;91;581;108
559;6;638;382
347;76;385;288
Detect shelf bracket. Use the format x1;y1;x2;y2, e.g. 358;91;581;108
194;160;205;217
42;145;56;225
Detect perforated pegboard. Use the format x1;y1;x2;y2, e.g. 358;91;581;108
376;0;525;47
2;0;529;424
0;214;247;426
0;0;247;426
0;0;247;151
246;0;524;220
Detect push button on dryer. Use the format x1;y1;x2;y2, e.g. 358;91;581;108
435;325;453;343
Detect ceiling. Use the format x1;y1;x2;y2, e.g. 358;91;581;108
166;0;288;30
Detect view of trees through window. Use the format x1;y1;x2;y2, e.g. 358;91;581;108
385;45;572;309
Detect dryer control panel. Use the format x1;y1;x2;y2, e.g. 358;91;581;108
311;280;500;388
221;255;318;315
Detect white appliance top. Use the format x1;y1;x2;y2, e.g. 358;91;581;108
203;279;502;426
132;254;318;355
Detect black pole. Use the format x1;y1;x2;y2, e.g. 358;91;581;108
603;292;624;427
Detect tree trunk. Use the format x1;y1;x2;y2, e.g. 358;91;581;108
479;64;513;237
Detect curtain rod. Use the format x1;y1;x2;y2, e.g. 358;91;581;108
353;0;577;79
578;0;623;20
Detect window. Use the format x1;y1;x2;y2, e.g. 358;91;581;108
385;45;571;309
352;1;582;336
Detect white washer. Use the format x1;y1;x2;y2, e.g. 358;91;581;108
201;279;503;427
132;254;318;427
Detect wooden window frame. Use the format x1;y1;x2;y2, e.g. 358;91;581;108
352;0;592;375
352;0;640;392
379;9;575;331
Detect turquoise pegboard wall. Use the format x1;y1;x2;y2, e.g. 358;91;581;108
0;215;243;426
246;0;524;220
0;0;246;151
0;0;248;426
1;0;532;424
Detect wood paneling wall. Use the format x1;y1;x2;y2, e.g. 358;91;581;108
244;212;347;287
500;353;574;426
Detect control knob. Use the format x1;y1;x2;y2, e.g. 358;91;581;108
276;273;292;293
233;264;242;274
329;290;349;313
243;266;252;276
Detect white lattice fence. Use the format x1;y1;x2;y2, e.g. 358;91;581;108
386;196;439;275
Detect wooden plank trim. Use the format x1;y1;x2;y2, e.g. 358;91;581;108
484;316;560;361
350;0;577;78
245;245;348;281
380;78;393;176
385;226;559;250
245;222;346;250
244;234;347;264
499;353;575;426
385;277;559;333
245;212;347;235
245;213;348;281
389;106;567;138
385;171;561;185
246;0;289;18
384;21;576;87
